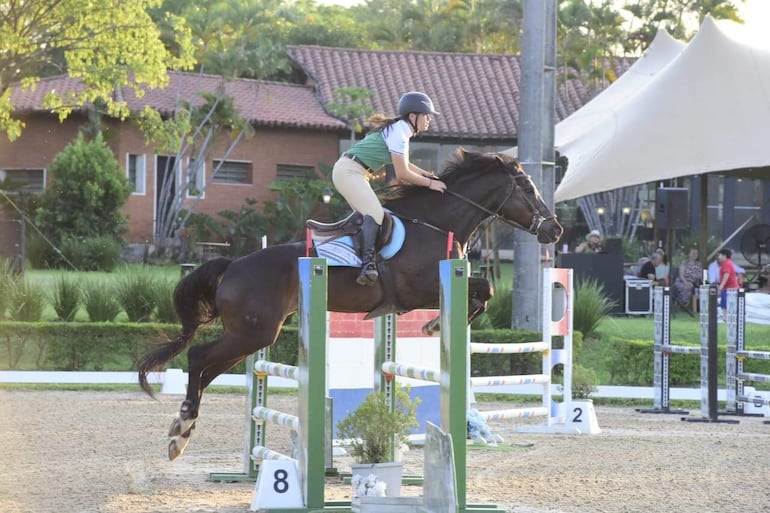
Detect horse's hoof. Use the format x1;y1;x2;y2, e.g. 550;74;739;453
168;415;195;438
168;432;191;460
421;319;440;336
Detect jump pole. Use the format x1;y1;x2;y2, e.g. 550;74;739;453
635;285;736;423
682;285;738;424
636;286;692;415
725;288;770;420
379;259;506;513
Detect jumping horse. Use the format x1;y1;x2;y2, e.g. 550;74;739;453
138;149;563;460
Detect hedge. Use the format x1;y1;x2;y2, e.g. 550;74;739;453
604;336;770;386
0;322;298;372
1;322;567;377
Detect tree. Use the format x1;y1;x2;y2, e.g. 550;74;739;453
1;0;194;141
36;132;131;241
622;0;744;53
326;87;376;142
135;85;252;254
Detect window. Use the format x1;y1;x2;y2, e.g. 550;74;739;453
127;154;146;195
0;169;45;193
212;160;252;185
276;164;314;181
186;158;206;198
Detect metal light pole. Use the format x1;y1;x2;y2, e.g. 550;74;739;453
512;0;556;330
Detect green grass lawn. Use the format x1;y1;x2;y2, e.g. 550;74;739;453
595;313;770;346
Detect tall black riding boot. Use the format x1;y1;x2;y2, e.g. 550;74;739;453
356;215;380;286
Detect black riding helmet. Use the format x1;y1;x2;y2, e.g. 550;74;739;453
398;92;438;133
398;91;440;116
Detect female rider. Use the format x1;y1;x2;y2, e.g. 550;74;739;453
332;91;446;286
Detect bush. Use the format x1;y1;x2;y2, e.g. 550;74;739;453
572;364;599;399
473;283;512;329
154;279;178;323
0;258;19;318
61;236;124;272
51;276;81;321
83;280;122;322
573;278;617;337
117;273;159;322
33;133;130;269
336;387;418;463
9;279;45;322
35;133;130;241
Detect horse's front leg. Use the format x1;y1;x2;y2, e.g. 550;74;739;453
421;277;493;335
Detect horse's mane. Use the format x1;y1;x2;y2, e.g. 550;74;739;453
379;149;519;202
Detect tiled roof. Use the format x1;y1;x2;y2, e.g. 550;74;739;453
287;45;632;140
9;72;347;131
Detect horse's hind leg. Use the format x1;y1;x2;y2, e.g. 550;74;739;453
168;333;253;460
168;329;276;461
421;277;493;335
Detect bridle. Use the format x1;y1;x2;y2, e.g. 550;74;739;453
391;165;557;238
445;170;557;235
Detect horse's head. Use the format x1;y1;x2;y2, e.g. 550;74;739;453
449;150;563;244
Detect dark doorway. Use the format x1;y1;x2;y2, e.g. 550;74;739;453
155;156;178;237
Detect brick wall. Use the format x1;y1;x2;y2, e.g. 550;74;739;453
0;114;343;242
328;310;438;338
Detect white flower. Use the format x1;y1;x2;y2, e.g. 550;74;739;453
370;481;387;496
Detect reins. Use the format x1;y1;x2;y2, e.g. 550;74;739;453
391;171;555;237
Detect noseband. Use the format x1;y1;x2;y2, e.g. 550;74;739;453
445;171;556;235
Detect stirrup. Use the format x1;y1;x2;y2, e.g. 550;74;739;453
356;264;378;286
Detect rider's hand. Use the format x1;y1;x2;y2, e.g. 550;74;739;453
428;178;446;193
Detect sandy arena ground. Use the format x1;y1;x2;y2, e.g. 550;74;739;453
1;390;769;513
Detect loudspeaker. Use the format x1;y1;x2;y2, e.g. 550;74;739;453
557;253;625;313
604;238;623;255
656;188;689;229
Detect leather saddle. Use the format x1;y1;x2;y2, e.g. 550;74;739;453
306;211;395;251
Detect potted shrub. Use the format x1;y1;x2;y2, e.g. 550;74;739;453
336;386;419;497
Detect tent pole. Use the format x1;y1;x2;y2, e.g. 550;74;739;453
699;176;709;270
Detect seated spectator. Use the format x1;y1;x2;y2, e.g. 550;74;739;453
575;230;603;253
673;247;702;310
655;247;670;285
638;251;666;286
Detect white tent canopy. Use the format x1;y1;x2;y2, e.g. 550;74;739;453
550;17;770;203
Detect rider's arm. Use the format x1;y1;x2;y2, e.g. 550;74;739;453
391;152;445;191
408;161;436;178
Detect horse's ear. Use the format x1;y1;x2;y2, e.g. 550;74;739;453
455;147;470;161
495;154;505;166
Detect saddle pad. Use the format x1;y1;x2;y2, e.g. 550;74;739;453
313;215;405;267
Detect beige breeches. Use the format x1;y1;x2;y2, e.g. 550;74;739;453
332;157;384;225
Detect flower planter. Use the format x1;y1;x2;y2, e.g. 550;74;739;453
351;495;423;513
350;461;404;497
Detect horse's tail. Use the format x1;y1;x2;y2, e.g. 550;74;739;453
137;257;233;396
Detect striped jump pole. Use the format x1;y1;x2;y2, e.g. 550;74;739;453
682;285;737;423
378;259;506;513
473;267;590;433
215;257;348;511
636;285;737;424
637;286;691;415
725;288;770;421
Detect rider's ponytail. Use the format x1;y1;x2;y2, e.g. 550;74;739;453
368;113;403;133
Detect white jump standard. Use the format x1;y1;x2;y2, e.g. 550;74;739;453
725;288;770;420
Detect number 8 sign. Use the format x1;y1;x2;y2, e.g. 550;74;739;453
251;459;304;510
